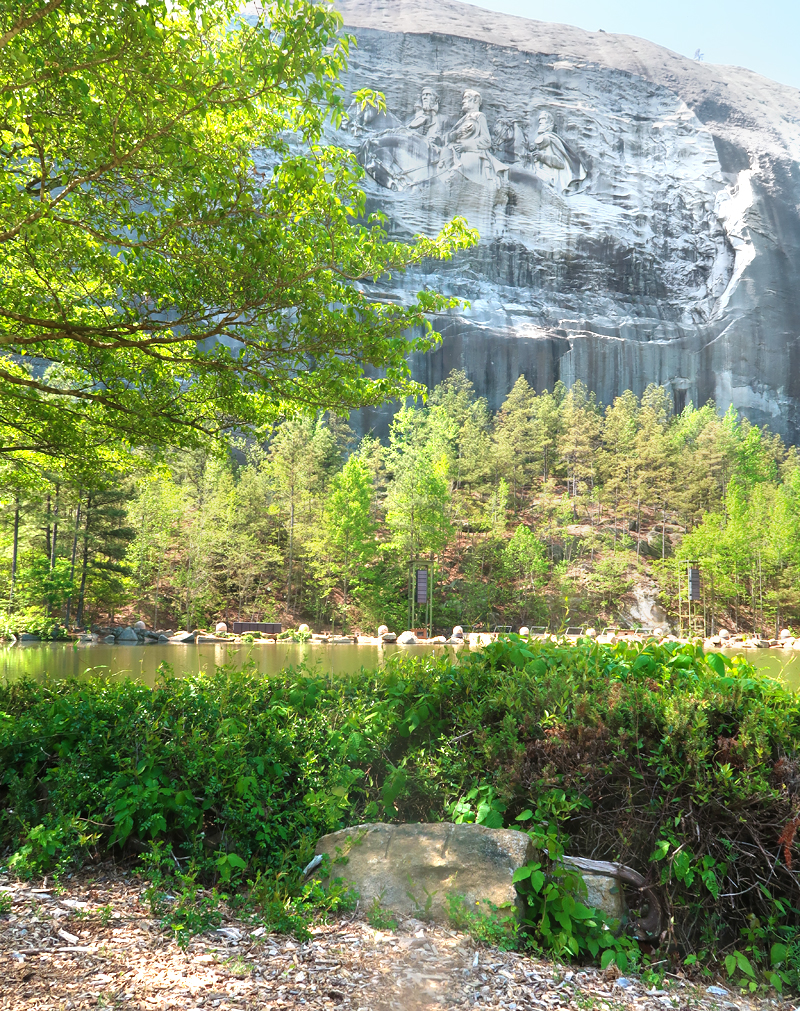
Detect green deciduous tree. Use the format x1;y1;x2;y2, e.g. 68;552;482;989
385;405;453;628
319;453;376;621
0;0;475;458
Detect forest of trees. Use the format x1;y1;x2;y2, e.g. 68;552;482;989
2;370;798;638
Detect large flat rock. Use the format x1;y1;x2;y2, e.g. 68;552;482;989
315;822;533;922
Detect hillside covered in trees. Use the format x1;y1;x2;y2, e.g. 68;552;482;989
2;371;798;637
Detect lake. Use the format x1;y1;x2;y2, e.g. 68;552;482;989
0;640;458;687
2;641;799;690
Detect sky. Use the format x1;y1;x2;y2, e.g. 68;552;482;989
466;0;800;91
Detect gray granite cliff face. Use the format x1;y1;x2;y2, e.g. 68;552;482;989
332;0;800;441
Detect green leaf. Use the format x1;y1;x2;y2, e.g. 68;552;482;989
735;951;755;977
706;651;726;676
725;954;737;977
226;853;247;869
512;865;533;883
600;950;615;970
771;943;788;965
515;810;533;822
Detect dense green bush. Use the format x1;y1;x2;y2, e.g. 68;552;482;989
0;606;68;640
2;639;799;985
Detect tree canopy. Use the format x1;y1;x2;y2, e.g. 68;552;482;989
0;0;474;459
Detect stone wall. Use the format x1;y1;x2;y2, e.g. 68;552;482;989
333;0;800;441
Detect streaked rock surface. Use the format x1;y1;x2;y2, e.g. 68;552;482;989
333;0;800;441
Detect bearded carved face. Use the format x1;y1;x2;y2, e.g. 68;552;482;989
420;89;439;112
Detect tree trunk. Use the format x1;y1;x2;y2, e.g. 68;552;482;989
636;497;642;559
76;494;92;627
153;555;162;630
65;492;82;624
662;504;667;561
10;495;20;607
50;485;60;570
185;555;192;632
45;492;52;562
590;503;595;563
286;498;295;612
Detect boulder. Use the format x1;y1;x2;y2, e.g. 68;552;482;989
134;620;147;631
518;626;529;636
215;622;228;634
117;626;138;642
397;630;418;644
452;625;464;637
381;632;397;643
158;634;169;643
298;623;310;634
314;822;532;923
19;632;39;641
562;860;624;920
377;624;389;637
561;856;663;938
196;635;228;644
103;635;115;644
169;631;195;643
780;628;793;640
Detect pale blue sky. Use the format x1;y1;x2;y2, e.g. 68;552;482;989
466;1;800;90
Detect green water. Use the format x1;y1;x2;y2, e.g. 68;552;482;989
721;648;800;691
0;640;457;687
2;642;798;689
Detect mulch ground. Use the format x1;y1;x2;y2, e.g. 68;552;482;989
1;867;796;1011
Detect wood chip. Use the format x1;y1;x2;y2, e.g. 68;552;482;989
0;866;791;1011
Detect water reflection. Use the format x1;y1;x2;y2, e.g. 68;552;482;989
2;642;800;691
0;641;456;687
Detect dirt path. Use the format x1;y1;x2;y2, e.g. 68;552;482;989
1;870;793;1011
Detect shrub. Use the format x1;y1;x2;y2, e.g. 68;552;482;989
1;639;799;984
0;607;69;640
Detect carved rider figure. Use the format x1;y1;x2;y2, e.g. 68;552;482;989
439;89;507;186
446;89;492;155
525;110;585;192
406;88;447;146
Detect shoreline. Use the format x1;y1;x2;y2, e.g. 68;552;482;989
4;630;800;653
